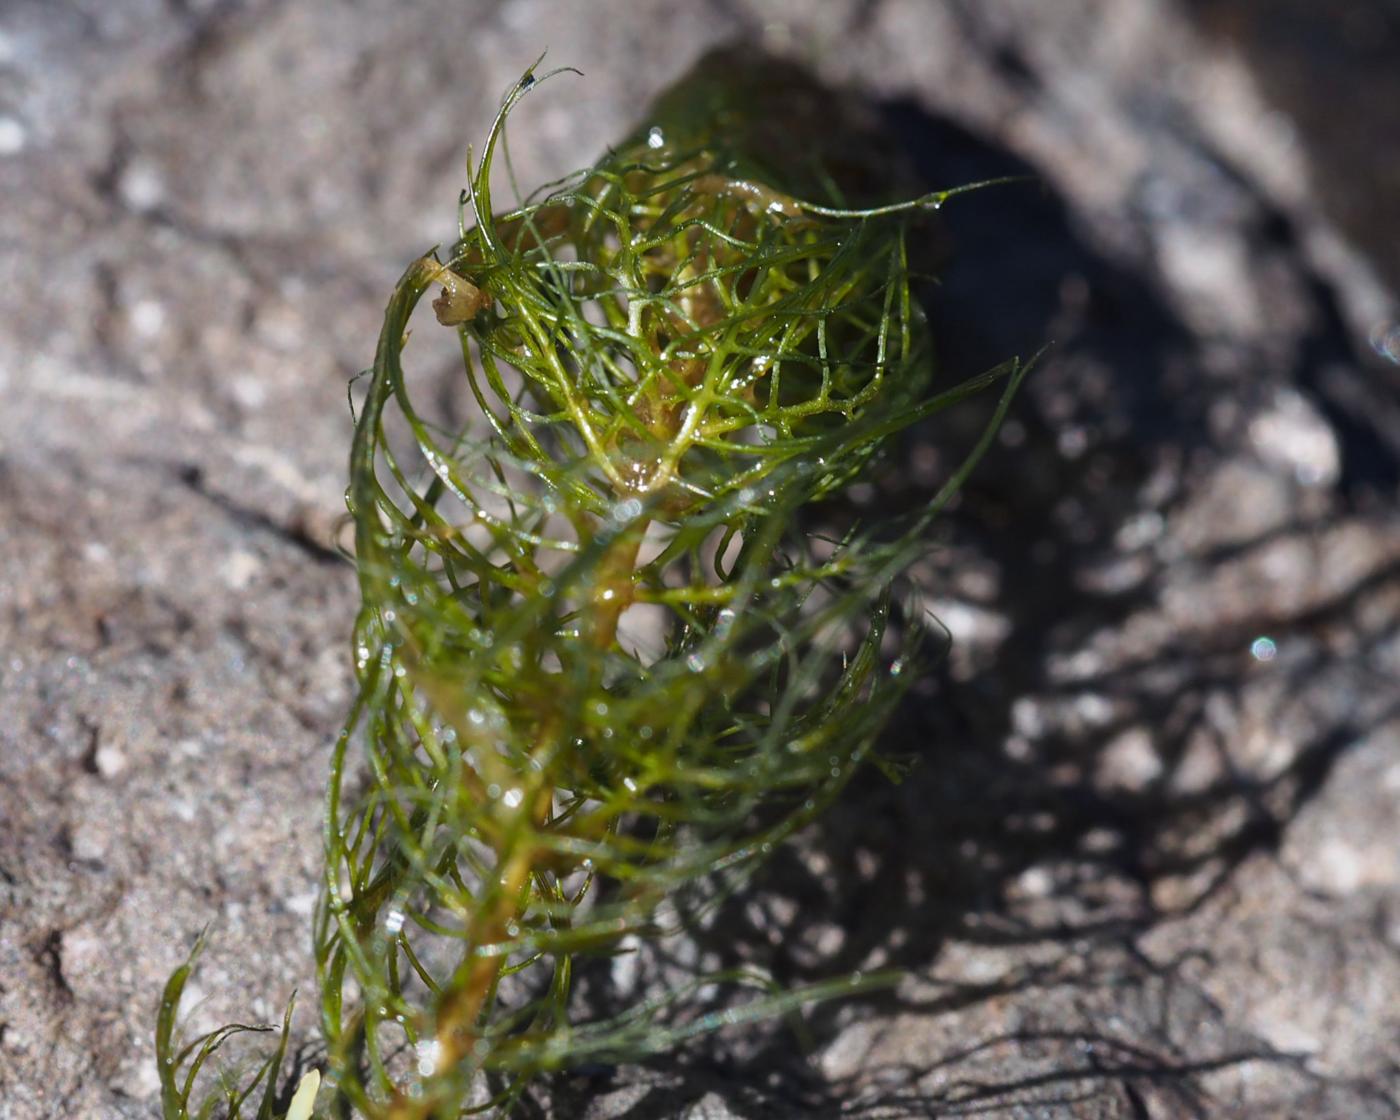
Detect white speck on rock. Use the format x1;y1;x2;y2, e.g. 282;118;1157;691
1011;695;1046;739
0;115;27;155
1115;510;1164;550
118;159;166;211
925;597;1011;647
129;299;166;338
1256;1018;1320;1056
221;549;262;590
820;1022;874;1081
1057;425;1089;458
610;934;641;997
230;375;268;409
1072;691;1115;726
1249;387;1340;488
1297;837;1370;896
1156;221;1261;334
109;1056;163;1099
169;797;197;823
1016;866;1054;898
60;925;109;998
70;821;109;862
94;743;128;778
683;1092;744;1119
1097;727;1163;791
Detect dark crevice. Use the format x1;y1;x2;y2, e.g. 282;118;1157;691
174;462;345;567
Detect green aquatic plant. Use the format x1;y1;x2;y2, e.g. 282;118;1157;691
157;53;1028;1119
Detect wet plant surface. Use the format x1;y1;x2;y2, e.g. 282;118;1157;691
155;48;1035;1116
2;2;1398;1118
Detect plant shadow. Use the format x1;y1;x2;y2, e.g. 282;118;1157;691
541;49;1400;1120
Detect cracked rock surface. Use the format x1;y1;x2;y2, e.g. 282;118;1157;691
2;1;1397;1117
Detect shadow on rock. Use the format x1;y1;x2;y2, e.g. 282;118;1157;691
547;73;1400;1120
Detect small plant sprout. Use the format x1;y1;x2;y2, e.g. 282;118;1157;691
156;52;1028;1118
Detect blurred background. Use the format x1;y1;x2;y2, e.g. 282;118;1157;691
1;1;1397;1117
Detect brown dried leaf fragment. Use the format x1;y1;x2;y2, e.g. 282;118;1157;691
430;262;491;325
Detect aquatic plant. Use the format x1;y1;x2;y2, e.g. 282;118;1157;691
156;52;1028;1119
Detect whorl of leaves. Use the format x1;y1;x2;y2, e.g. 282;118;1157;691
157;56;1026;1120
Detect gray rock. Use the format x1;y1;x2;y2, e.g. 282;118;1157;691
2;1;1397;1117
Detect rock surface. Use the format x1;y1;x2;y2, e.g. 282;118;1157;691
1;1;1397;1117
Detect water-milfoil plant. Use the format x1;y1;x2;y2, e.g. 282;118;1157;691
157;52;1028;1119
